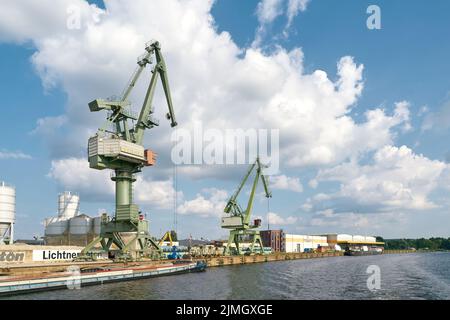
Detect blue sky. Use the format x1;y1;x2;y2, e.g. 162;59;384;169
1;0;450;240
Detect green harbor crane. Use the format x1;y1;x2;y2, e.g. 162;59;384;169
221;157;272;256
80;40;177;261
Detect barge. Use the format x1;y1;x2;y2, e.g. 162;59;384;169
0;260;206;296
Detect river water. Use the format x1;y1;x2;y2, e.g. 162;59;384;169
3;252;450;300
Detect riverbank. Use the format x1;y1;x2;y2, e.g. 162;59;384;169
199;251;343;267
1;249;419;277
197;249;417;267
383;249;417;254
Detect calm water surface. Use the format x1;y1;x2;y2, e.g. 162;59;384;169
3;252;450;300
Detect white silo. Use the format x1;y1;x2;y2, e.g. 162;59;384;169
44;217;69;236
0;182;15;244
93;216;102;235
58;191;80;219
69;214;92;235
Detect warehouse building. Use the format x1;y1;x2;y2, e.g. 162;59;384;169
260;230;284;252
284;234;328;253
319;233;383;251
261;230;383;253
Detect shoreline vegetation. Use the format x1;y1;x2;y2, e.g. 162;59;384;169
377;237;450;251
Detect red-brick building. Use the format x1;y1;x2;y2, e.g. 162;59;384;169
260;229;285;252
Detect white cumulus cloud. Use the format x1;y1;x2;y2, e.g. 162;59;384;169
286;0;310;27
177;188;228;218
265;211;298;225
0;0;436;234
270;174;303;192
254;0;311;44
0;0;411;175
256;0;285;24
48;157;179;209
308;145;448;212
0;150;32;160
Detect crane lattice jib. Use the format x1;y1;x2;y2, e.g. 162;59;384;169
88;41;177;145
134;41;177;145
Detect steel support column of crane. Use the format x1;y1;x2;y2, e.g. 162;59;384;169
221;157;272;256
80;41;177;261
114;170;133;208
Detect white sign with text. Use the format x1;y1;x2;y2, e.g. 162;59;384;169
32;250;81;261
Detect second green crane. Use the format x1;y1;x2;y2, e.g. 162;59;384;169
221;157;272;255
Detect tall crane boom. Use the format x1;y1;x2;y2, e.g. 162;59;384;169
223;158;272;223
134;41;177;145
88;41;177;145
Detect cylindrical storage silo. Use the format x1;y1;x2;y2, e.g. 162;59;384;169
69;215;92;235
0;182;15;242
44;217;53;228
92;216;102;235
44;217;69;236
58;191;80;219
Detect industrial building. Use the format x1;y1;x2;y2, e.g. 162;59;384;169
260;230;284;252
0;182;15;244
318;234;383;251
44;191;101;247
284;234;328;253
261;230;383;253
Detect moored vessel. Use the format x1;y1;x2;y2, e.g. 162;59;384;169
0;260;206;296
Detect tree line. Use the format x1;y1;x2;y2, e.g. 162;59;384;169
376;237;450;250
